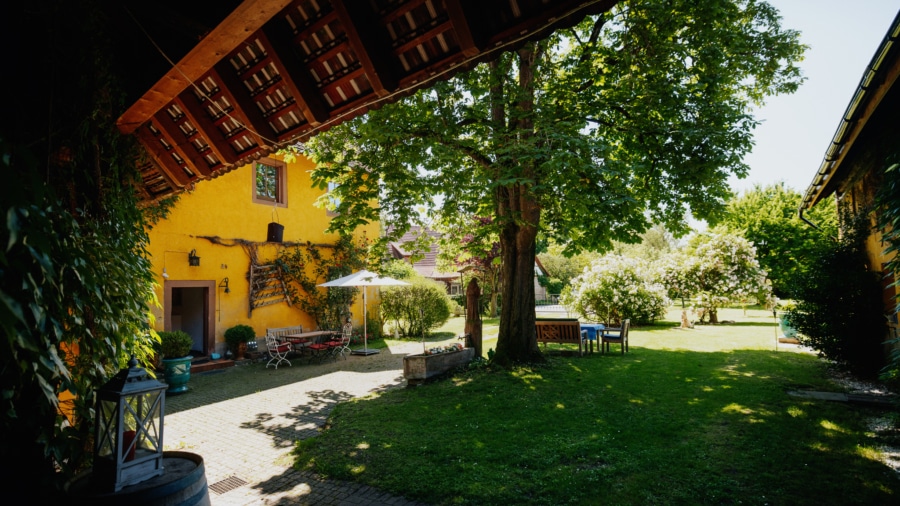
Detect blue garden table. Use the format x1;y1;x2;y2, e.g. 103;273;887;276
579;323;605;353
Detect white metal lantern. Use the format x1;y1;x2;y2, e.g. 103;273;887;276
93;355;167;491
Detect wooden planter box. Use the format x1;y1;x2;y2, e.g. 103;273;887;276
404;348;475;385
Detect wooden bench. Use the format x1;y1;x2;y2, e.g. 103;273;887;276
266;325;305;340
265;326;304;354
535;318;585;356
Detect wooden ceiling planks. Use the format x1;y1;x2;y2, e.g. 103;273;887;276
119;0;617;202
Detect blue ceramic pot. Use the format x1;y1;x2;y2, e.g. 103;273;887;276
162;356;192;394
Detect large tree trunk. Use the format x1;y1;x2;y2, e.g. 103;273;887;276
491;42;544;366
494;212;543;365
464;278;483;358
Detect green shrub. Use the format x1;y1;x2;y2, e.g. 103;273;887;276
224;324;256;355
365;310;382;340
158;331;193;359
381;278;451;337
786;213;886;377
537;275;566;295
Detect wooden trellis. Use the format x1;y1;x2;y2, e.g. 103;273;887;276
247;248;291;317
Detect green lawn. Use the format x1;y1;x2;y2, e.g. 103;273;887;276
294;307;900;505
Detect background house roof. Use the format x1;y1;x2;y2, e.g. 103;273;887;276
388;226;459;281
800;10;900;211
97;0;615;202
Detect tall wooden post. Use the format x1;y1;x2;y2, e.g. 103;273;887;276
464;279;483;358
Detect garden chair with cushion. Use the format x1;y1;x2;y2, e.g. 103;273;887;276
304;341;331;363
601;319;630;354
327;321;353;360
265;332;293;369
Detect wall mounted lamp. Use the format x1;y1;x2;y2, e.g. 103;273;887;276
162;268;169;279
188;249;200;267
219;277;230;293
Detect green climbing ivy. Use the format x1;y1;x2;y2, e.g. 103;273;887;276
277;235;369;330
1;2;161;495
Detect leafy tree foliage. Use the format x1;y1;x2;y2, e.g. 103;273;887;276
537;245;600;296
787;213;885;377
708;183;837;296
656;253;695;307
380;277;452;337
875;154;900;382
679;233;771;323
381;259;418;280
1;2;160;494
560;255;669;325
437;216;502;316
612;224;679;263
278;235;369;330
306;0;804;365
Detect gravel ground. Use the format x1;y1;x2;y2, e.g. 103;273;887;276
825;364;900;476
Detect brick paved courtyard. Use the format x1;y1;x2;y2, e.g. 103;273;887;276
164;340;430;505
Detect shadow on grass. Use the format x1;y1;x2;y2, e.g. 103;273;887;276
240;384;405;503
293;347;900;505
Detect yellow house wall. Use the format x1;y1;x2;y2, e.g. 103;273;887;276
147;154;378;355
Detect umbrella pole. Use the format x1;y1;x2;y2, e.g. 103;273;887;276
352;286;379;355
364;288;368;350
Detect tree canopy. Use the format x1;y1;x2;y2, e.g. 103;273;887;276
707;183;837;296
307;0;805;364
437;215;503;317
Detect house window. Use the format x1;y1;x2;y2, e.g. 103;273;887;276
450;283;461;296
253;158;286;206
327;181;340;216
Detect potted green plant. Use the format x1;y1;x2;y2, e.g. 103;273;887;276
157;330;193;394
224;324;256;360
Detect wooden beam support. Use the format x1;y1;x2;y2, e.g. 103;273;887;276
173;77;236;167
393;21;453;56
118;0;296;134
156;98;214;177
446;0;485;57
135;125;193;188
209;62;277;149
332;0;399;97
258;29;330;125
485;0;617;49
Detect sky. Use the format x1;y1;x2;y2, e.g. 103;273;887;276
730;0;900;196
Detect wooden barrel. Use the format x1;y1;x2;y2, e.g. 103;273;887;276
68;451;209;506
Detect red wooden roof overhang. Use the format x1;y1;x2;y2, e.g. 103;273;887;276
117;0;617;202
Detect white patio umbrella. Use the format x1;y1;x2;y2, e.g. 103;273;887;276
318;269;409;355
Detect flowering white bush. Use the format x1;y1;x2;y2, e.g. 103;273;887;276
560;255;669;325
681;233;770;323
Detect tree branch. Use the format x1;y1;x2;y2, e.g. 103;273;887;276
407;129;494;172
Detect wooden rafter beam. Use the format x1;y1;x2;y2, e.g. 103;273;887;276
156;99;213;177
332;0;398;97
393;21;453;56
258;29;330;125
173;77;236;167
135;126;193;188
209;62;276;149
117;0;295;134
445;0;484;57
